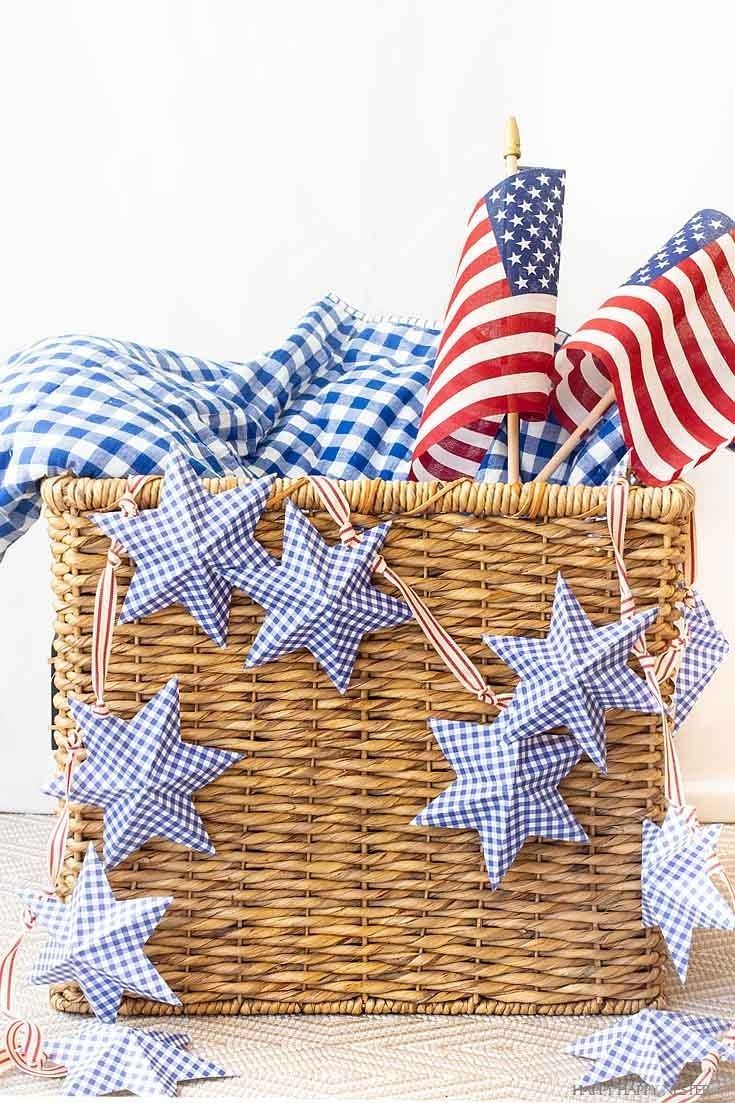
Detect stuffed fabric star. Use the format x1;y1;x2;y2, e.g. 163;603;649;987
673;590;730;731
44;677;241;869
224;500;412;693
567;1009;735;1092
91;449;274;646
45;1024;228;1097
484;573;660;772
19;844;179;1022
412;720;587;888
642;806;735;984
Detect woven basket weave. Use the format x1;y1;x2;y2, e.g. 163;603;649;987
41;475;693;1017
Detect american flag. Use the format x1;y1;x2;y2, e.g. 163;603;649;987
411;167;565;480
552;209;735;486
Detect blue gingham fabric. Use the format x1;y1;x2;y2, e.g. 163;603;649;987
45;1024;227;1097
223;500;411;693
483;573;660;773
477;402;629;485
91;450;274;646
0;296;436;558
413;720;586;889
0;295;632;561
567;1009;735;1092
673;590;731;732
45;1023;228;1097
19;844;179;1021
243;297;437;481
44;676;240;869
642;807;735;984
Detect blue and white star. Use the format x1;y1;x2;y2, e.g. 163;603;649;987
413;719;586;889
673;590;730;731
44;1023;229;1097
44;677;240;869
642;806;735;984
91;450;274;646
484;573;660;772
567;1009;735;1092
224;501;412;694
20;844;179;1022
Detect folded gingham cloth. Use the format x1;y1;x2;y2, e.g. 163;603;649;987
0;294;628;560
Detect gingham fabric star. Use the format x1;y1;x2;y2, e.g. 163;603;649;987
44;1023;228;1097
19;844;178;1022
44;677;240;869
224;500;412;693
642;806;735;984
483;573;660;772
567;1009;735;1092
412;720;587;889
91;449;274;646
673;590;730;731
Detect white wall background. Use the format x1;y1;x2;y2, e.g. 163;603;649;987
0;0;733;815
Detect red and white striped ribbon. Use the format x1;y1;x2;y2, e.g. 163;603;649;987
0;1017;66;1079
606;479;687;808
91;475;149;713
607;480;735;907
657;1025;735;1103
0;908;66;1079
0;475;148;1084
307;477;511;710
612;490;732;1103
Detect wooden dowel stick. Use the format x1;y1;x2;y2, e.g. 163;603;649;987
504;116;522;484
506;414;520;482
535;386;615;482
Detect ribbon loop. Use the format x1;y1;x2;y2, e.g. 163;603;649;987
606;480;695;814
305;476;502;708
90;475;151;714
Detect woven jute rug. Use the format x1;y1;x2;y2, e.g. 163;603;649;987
0;814;733;1101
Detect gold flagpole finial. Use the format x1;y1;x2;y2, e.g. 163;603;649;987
504;115;521;174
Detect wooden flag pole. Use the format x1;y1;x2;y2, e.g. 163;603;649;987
534;385;615;482
504;116;522;484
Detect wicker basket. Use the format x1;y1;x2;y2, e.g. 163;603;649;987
42;475;693;1017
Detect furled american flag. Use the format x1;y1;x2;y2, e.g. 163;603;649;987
411;167;565;480
552;209;735;486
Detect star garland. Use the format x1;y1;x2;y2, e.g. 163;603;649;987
484;572;660;772
413;719;586;888
44;1024;228;1096
19;844;179;1022
44;676;241;869
642;806;735;984
91;450;274;646
0;452;731;1098
567;1009;735;1093
231;500;412;693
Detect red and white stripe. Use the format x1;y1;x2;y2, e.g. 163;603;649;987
608;479;735;923
0;475;149;1086
606;478;686;807
91;475;149;712
553;230;735;486
411;197;557;480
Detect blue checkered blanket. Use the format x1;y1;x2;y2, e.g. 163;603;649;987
0;293;627;558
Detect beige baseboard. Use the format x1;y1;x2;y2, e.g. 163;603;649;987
685;780;735;824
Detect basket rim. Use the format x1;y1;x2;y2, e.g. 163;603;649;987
40;473;695;522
